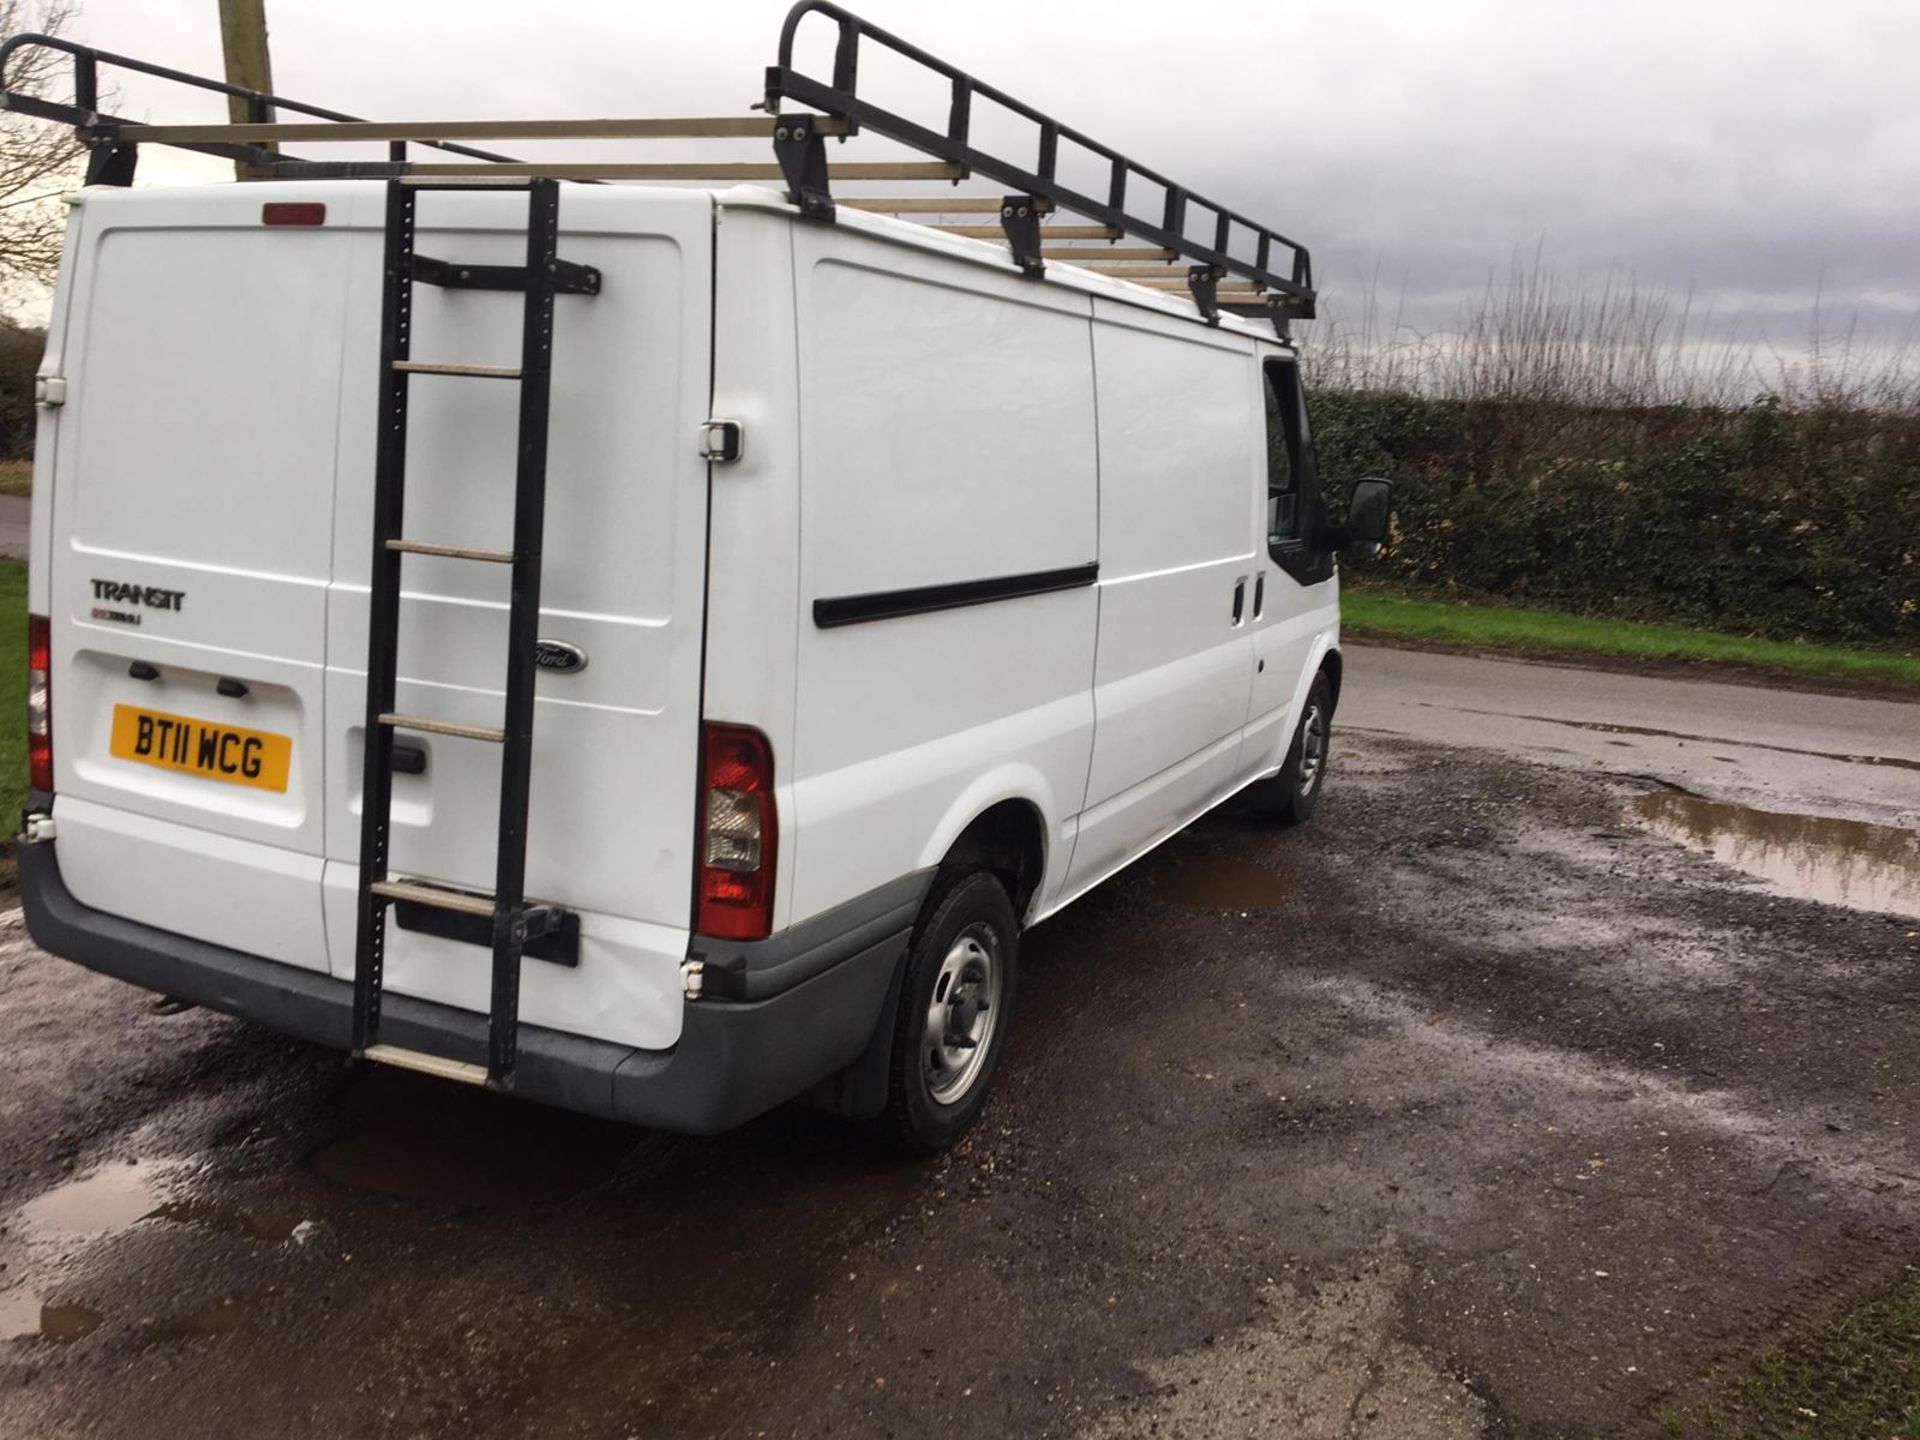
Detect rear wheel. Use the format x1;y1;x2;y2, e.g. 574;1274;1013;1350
1257;670;1333;825
878;870;1019;1154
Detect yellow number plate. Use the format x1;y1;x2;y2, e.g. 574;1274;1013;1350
109;705;293;793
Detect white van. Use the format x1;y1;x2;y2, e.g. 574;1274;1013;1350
10;8;1388;1151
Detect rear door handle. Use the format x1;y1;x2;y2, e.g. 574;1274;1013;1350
1231;577;1247;626
391;742;428;776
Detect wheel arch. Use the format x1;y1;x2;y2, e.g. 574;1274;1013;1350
919;783;1052;925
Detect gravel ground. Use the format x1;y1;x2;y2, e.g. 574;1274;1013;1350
0;730;1916;1438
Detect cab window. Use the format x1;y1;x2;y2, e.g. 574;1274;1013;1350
1263;358;1331;583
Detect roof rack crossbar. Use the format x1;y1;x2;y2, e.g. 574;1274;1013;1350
0;31;518;180
765;0;1314;317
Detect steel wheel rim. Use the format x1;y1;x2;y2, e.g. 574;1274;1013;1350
923;921;1003;1106
1298;702;1327;795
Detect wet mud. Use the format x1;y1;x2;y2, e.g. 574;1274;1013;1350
1;733;1917;1438
1152;857;1295;909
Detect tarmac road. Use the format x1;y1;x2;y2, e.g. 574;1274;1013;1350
1;646;1917;1438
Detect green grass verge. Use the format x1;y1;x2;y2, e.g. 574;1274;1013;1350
1661;1268;1920;1437
0;461;30;498
1342;588;1920;689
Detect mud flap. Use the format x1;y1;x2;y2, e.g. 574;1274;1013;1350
798;945;909;1121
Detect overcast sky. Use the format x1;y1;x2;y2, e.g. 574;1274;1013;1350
24;0;1920;354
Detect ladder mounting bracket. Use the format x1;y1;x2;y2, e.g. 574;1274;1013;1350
411;253;602;296
999;194;1052;277
1187;265;1223;323
773;111;834;221
391;895;579;967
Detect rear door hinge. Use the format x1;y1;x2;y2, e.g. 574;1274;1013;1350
698;419;743;464
35;376;66;408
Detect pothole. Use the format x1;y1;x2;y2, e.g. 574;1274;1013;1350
0;1159;179;1343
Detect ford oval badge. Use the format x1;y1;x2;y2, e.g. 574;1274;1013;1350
532;639;588;675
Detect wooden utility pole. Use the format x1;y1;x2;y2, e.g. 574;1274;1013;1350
217;0;274;179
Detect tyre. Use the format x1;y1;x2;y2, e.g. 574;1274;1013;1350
1257;670;1333;825
878;869;1020;1154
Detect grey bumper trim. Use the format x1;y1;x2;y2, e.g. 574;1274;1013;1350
690;867;935;1001
17;840;915;1135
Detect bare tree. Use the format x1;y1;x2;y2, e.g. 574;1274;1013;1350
0;0;85;296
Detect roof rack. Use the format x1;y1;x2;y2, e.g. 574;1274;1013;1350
0;2;1313;333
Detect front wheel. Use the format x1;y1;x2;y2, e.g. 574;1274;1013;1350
877;870;1019;1154
1255;671;1333;825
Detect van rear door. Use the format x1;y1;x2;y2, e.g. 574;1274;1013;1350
44;183;713;1051
42;185;348;972
318;184;713;1052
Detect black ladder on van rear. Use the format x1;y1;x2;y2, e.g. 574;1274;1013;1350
350;177;602;1089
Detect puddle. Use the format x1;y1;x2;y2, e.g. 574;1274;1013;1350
13;1158;175;1248
306;1069;636;1207
1632;792;1920;918
148;1198;305;1244
1155;859;1294;910
0;1159;182;1344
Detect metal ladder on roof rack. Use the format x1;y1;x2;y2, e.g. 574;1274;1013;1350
350;175;602;1090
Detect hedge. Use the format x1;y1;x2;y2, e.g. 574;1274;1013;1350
0;322;44;461
1313;390;1920;647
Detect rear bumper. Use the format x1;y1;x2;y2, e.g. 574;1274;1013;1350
17;837;924;1134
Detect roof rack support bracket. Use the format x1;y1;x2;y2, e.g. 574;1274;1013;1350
84;136;137;187
773;112;835;221
411;253;602;297
999;194;1050;277
1187;265;1222;324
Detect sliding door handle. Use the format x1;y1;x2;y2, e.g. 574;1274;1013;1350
1231;577;1247;626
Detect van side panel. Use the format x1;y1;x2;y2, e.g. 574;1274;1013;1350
787;230;1099;922
1063;301;1260;896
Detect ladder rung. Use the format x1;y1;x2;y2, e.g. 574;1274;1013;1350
841;196;1006;214
379;713;506;742
385;539;515;563
371;878;496;917
393;361;522;380
361;1043;490;1087
132;115;854;145
398;175;537;190
394;161;962;182
932;224;1122;240
1047;247;1177;261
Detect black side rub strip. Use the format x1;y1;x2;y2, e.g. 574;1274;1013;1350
814;562;1098;629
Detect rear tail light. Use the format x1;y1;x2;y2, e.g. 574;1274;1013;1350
27;613;51;794
696;722;776;941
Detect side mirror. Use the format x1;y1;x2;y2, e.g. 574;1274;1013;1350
1343;478;1393;557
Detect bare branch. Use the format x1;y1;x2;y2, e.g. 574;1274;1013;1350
1;0;87;292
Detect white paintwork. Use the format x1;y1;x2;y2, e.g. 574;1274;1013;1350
35;176;1341;1065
